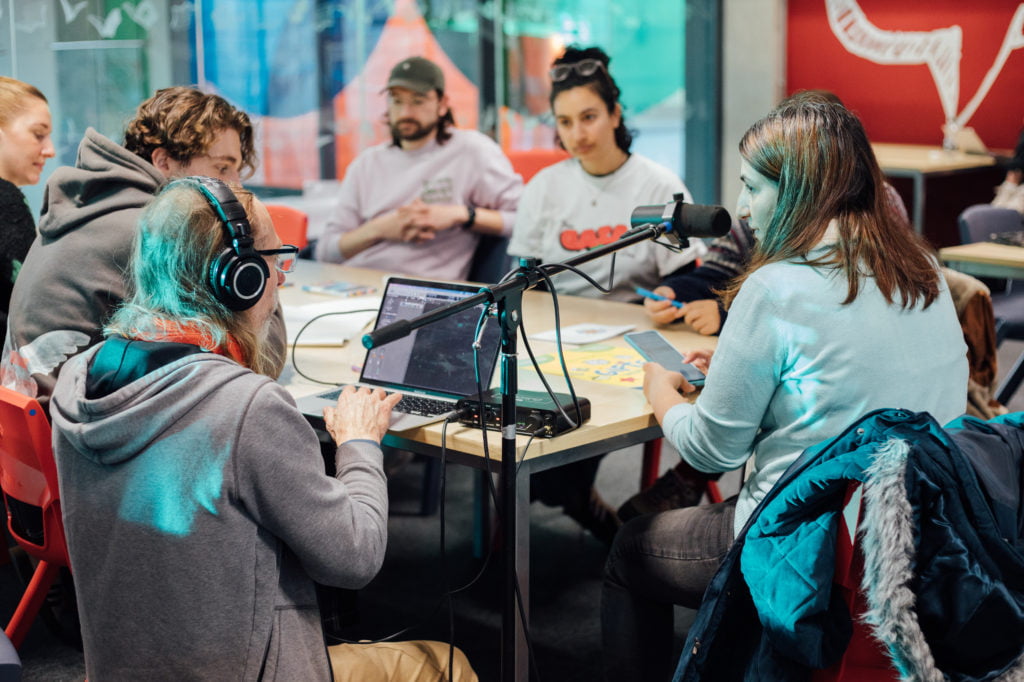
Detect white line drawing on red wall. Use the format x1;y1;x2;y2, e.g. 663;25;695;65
826;0;1024;142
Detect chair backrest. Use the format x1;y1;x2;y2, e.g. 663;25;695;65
0;386;69;567
264;204;310;250
941;267;1000;395
506;148;571;184
470;148;570;283
809;482;899;682
957;204;1022;244
468;235;512;284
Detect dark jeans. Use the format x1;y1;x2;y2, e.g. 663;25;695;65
601;497;737;682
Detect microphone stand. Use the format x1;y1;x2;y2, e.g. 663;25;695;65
363;220;675;682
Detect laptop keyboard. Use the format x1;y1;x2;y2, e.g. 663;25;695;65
395;395;454;416
321;388;453;417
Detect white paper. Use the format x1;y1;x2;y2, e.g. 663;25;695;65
284;297;381;346
529;323;635;345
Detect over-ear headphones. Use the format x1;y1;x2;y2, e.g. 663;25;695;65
174;176;269;311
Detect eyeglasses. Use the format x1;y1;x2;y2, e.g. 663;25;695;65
256;245;299;274
549;59;607;82
386;92;436;109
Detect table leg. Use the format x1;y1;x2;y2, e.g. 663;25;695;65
912;172;925;234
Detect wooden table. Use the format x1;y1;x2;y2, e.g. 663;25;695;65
278;262;716;682
873;143;1000;246
939;241;1024;280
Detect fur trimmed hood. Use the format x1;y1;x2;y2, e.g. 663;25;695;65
860;419;1024;682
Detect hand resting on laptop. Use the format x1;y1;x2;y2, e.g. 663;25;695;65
324;385;403;444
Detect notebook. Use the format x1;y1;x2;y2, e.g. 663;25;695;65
296;277;501;431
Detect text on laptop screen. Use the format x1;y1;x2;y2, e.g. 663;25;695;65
361;280;501;397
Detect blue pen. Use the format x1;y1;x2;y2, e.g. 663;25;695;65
635;287;685;309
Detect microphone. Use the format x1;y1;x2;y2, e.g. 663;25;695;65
363;319;411;349
630;193;732;245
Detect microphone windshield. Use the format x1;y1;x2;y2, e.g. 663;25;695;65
679;204;732;238
630;200;732;239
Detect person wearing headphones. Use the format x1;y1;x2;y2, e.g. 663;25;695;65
2;86;285;414
49;178;477;681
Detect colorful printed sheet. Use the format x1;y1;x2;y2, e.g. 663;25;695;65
533;344;645;387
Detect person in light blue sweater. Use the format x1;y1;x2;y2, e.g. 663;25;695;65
600;97;970;682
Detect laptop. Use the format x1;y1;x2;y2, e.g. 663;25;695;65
297;277;502;431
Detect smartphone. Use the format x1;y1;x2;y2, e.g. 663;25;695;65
624;330;706;387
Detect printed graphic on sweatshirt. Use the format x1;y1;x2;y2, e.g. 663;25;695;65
420;177;454;204
1;330;91;397
559;223;629;251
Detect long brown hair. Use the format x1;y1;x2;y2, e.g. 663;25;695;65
722;99;940;310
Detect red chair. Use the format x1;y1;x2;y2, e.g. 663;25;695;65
810;482;898;682
506;148;571;183
264;204;310;251
0;386;71;649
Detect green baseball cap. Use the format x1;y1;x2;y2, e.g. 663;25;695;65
385;56;445;94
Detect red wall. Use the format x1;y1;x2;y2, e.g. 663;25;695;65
787;0;1024;150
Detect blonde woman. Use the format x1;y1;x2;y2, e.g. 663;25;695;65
0;77;54;325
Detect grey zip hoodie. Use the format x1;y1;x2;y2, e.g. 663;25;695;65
51;343;388;680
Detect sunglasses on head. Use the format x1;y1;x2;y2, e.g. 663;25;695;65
549;59;606;82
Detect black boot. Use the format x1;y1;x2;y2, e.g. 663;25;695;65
617;461;711;522
564;486;622;545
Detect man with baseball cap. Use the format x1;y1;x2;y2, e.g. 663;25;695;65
315;56;522;281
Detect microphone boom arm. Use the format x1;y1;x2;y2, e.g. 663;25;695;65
362;220;668;349
360;216;671;682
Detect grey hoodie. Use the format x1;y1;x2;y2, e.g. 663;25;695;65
3;128;286;413
51;343;388;680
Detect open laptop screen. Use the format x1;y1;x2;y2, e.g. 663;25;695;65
360;278;501;397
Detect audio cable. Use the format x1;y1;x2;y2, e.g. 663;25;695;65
289;309;378;385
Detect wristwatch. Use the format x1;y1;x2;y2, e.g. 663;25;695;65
464;205;476;229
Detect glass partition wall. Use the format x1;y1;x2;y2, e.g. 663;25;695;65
1;0;719;211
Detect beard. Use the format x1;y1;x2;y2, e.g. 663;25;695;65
391;118;438;142
244;290;280;378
